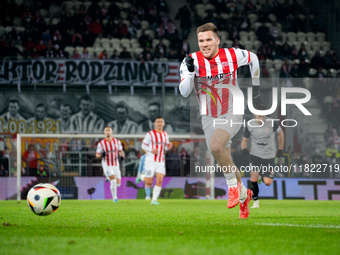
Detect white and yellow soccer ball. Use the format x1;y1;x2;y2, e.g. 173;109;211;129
27;183;61;216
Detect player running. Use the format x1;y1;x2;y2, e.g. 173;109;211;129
241;111;284;208
140;116;173;205
96;127;124;203
135;154;152;200
179;22;264;218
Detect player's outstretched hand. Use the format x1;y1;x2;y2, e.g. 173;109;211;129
185;54;194;72
276;149;283;158
242;148;249;156
252;86;265;110
101;151;106;158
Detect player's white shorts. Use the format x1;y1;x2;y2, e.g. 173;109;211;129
101;162;121;179
144;159;166;177
201;112;243;150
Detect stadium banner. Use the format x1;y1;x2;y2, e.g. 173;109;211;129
0;91;190;134
1;177;340;200
0;59;180;86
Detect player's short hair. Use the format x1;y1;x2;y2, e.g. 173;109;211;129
148;102;160;109
154;116;163;121
9;98;20;106
104;126;112;131
79;95;92;102
36;103;46;109
197;23;218;37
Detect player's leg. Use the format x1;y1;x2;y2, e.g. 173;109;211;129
137;161;152;198
113;167;122;202
136;161;145;184
116;179;121;186
144;161;156;201
108;174;118;202
151;172;164;204
203;113;247;209
262;177;273;186
261;157;275;186
145;184;152;200
144;177;153;186
102;163;118;202
250;170;260;208
209;129;247;208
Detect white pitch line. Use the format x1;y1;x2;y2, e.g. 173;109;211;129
255;223;340;229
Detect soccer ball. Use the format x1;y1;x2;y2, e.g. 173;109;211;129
27;183;61;216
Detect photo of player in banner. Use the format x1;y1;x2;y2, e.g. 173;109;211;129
0;94;189;135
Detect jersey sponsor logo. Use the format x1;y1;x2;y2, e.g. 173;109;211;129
197;72;232;83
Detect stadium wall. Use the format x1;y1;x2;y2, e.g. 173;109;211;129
1;177;340;201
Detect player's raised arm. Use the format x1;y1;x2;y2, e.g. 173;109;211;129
235;48;264;110
179;54;195;97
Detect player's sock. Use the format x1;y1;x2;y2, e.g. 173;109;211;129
145;187;151;198
250;181;259;201
152;185;161;202
239;182;247;203
110;179;117;200
223;172;237;188
116;182;121;187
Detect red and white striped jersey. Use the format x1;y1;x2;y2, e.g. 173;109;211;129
96;138;123;166
142;130;169;163
180;47;254;117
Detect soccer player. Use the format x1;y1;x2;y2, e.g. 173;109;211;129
96;127;124;203
241;112;284;208
135;153;152;200
179;22;264;218
140;116;173;205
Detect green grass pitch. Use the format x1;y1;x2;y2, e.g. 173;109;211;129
0;200;339;255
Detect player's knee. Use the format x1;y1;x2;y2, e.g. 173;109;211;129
144;178;152;185
209;141;223;154
109;175;115;181
264;178;273;186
